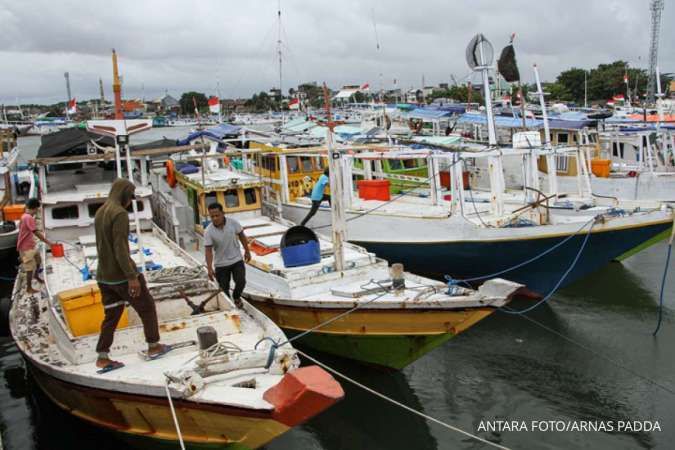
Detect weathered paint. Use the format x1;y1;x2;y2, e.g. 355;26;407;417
249;300;496;369
29;363;289;448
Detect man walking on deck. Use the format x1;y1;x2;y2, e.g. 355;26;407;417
94;178;168;373
205;202;251;308
300;167;330;227
17;198;54;294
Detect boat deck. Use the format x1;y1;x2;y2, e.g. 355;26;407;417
10;225;297;410
238;216;520;309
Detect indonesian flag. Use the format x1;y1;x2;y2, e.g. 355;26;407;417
360;83;370;91
208;96;220;113
606;99;615;106
288;98;300;110
613;94;624;101
67;98;77;115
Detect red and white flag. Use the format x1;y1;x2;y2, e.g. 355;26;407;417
208;96;220;113
360;83;370;91
288;98;300;110
613;94;624;101
67;98;77;115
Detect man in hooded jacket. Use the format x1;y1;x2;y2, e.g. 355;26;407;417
94;178;167;372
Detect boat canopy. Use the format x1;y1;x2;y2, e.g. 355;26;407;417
37;127;114;158
177;124;241;145
407;108;462;120
457;112;542;128
410;135;463;146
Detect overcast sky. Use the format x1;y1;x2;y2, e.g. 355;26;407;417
0;0;673;104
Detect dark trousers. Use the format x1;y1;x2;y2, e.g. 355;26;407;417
215;260;246;300
300;194;331;226
96;274;160;354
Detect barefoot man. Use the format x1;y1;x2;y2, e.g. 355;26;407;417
17;198;54;294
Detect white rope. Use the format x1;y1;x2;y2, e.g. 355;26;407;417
297;350;511;450
164;379;186;450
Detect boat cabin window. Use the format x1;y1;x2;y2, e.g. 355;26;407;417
315;156;326;169
287;156;300;174
261;155;277;172
204;192;218;209
572;134;578;143
52;204;79;220
244;188;257;205
389;159;403;170
558;133;569;144
125;200;145;213
87;202;104;218
403;159;419;169
300;156;313;172
224;190;239;208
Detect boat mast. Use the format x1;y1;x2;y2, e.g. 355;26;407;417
533;64;558;196
111;49;124;177
322;84;346;272
112;49;123;120
277;0;283;117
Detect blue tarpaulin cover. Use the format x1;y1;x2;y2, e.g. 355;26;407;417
177;124;241;145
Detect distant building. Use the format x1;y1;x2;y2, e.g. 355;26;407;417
160;94;180;113
406;89;422;103
439;83;449;90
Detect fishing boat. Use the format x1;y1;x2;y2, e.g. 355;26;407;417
8;118;343;449
149;106;524;370
239;56;674;296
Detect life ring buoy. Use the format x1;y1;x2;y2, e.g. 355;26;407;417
166;160;177;188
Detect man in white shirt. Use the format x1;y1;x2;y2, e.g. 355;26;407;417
204;202;251;307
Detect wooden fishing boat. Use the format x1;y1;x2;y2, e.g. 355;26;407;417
8;120;343;450
150;121;524;370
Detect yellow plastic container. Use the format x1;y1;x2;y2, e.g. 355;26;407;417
591;159;611;178
58;285;128;337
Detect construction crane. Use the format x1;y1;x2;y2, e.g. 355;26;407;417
647;0;664;103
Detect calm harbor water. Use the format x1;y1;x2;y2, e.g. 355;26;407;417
0;129;673;449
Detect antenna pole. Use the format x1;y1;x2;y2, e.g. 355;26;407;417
277;0;283;113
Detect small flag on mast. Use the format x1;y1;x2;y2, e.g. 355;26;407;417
360;83;370;91
208;96;220;113
67;98;77;115
288;98;300;110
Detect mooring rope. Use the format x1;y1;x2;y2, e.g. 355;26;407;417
500;217;596;315
164;379;186;450
652;214;675;336
297;349;511;450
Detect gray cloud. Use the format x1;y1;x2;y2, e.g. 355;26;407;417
0;0;672;104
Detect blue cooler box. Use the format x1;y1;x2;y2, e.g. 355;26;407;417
281;240;320;268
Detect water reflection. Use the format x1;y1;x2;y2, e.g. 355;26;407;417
267;349;438;450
